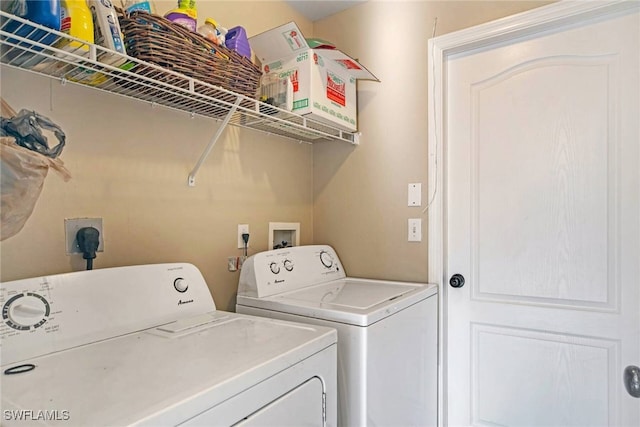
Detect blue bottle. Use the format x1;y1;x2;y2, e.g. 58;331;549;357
24;0;61;31
4;0;62;49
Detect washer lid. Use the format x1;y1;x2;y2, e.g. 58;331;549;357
237;278;438;326
284;280;416;310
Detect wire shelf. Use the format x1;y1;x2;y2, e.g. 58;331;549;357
0;11;358;146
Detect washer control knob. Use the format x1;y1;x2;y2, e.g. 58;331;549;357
174;278;188;293
319;251;334;268
283;259;294;272
270;262;281;274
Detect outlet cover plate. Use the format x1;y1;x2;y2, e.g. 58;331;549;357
65;218;104;255
408;183;422;206
238;224;249;249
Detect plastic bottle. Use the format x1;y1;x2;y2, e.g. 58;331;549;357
123;0;156;14
225;26;251;59
5;0;62;31
260;73;293;111
2;0;61;47
215;22;228;47
164;0;197;32
88;0;126;65
197;18;218;44
57;0;94;54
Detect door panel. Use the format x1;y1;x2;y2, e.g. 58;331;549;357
473;324;615;426
473;57;614;308
442;6;639;427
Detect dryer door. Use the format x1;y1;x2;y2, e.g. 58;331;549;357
236;377;325;426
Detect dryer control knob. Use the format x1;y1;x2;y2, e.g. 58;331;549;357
174;278;188;293
3;293;50;330
269;262;281;274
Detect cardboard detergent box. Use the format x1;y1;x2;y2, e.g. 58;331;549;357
250;22;379;132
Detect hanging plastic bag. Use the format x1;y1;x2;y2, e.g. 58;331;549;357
0;98;71;241
1;108;66;158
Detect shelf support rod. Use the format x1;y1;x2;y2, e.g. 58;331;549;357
188;97;241;187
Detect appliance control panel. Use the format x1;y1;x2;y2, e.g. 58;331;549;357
1;263;215;366
238;245;347;298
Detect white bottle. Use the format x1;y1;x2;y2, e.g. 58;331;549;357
88;0;127;66
285;77;293;111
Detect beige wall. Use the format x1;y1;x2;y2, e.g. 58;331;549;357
0;1;314;311
1;1;552;310
312;0;553;282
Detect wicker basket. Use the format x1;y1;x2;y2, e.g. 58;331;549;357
117;9;262;98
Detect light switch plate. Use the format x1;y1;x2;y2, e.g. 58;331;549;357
408;183;422;206
408;218;422;242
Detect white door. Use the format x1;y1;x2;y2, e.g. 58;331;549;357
429;2;640;426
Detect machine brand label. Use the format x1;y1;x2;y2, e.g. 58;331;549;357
178;299;194;305
275;279;285;284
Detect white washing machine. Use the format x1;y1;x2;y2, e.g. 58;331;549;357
236;245;438;427
1;263;337;426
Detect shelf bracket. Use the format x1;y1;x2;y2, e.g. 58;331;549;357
188;98;241;187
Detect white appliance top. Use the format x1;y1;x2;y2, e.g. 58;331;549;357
1;264;336;426
237;245;438;326
1;263;214;365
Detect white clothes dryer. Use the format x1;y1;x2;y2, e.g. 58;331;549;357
236;245;438;427
1;263;337;426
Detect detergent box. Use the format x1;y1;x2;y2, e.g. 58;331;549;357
249;22;378;132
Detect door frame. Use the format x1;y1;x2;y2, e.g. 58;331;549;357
426;1;640;425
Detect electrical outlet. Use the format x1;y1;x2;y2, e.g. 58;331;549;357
228;257;238;272
237;224;249;249
65;218;104;255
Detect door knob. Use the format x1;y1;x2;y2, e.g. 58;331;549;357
449;274;465;288
624;365;640;398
